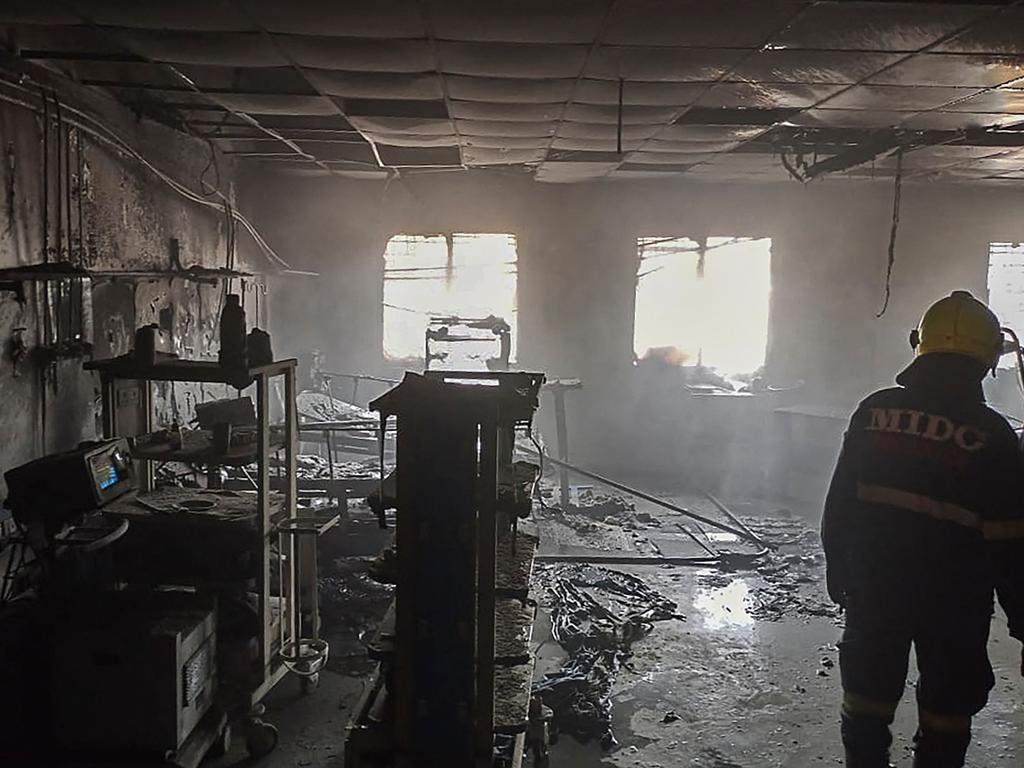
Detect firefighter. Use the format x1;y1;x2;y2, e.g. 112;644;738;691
822;290;1024;768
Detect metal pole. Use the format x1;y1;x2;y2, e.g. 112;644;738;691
526;450;766;548
553;389;571;510
476;417;498;764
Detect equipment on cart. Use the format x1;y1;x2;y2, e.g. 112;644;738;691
4;438;134;527
51;593;217;755
425;315;512;371
346;370;545;768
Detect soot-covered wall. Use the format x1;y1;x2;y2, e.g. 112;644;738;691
248;167;1024;492
0;64;254;495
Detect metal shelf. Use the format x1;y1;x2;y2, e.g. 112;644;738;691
85;356;297;385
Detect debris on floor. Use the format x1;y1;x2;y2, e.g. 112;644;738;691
532;563;683;748
317;554;394;676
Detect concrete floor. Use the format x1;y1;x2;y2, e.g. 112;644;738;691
217;495;1024;768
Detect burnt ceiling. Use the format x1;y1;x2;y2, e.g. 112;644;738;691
4;1;1024;183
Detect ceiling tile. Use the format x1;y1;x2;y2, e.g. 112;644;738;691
820;84;979;111
936;9;1024;54
563;103;679;125
211;93;338;115
0;2;79;24
176;65;314;94
941;88;1024;113
575;79;706;106
770;2;987;52
659;124;768;141
427;0;607;43
438;42;587;78
450;101;564;121
276;36;434;72
609;169;686;179
116;30;286;66
341;99;448;119
239;0;426;37
462;135;551;150
677;106;799;125
558;122;662;140
552;136;646;152
455;120;557;138
347;115;453;135
304;70;444;100
376;144;462;166
730;50;904;84
546;150;625;163
867;53;1024;87
901;111;1022;130
361;132;459;148
604;0;803;47
462;146;546;165
68;0;254;30
628;151;720;165
0;23;128;56
446;76;575;103
646;139;743;153
586;47;744;82
536;161;620;183
297;142;377;164
697;82;842;109
790;109;916;128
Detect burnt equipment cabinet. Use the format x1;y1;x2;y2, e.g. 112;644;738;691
346;370;545;768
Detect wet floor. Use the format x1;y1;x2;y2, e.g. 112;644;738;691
533;495;1024;768
234;495;1024;768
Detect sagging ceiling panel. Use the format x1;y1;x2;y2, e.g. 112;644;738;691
5;0;1024;182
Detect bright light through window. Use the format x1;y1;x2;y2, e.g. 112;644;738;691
988;242;1024;369
634;236;772;375
383;233;518;364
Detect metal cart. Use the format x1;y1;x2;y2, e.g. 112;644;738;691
84;356;330;765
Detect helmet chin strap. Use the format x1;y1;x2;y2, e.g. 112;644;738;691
1002;327;1024;392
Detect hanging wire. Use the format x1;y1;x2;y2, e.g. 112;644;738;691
876;149;904;318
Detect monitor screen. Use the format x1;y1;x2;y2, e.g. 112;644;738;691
90;455;121;491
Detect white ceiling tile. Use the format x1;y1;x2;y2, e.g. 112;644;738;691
447;76;576;103
450;101;564;121
563;103;679;125
558;123;661;140
659;124;767;141
438;42;587;78
552;136;646;152
277;36;434;72
211;93;338;115
428;0;606;43
304;70;444;99
348;116;454;135
575;79;707;106
536;161;620;182
462;146;546;166
587;47;744;82
462;135;551;149
455;120;557;138
360;132;459;147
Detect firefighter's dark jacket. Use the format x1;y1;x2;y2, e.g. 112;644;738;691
822;353;1024;641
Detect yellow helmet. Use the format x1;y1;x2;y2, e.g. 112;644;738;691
914;290;1003;367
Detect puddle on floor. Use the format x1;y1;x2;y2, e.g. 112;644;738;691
693;579;755;630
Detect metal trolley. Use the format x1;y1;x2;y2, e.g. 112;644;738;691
85;356;330;765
